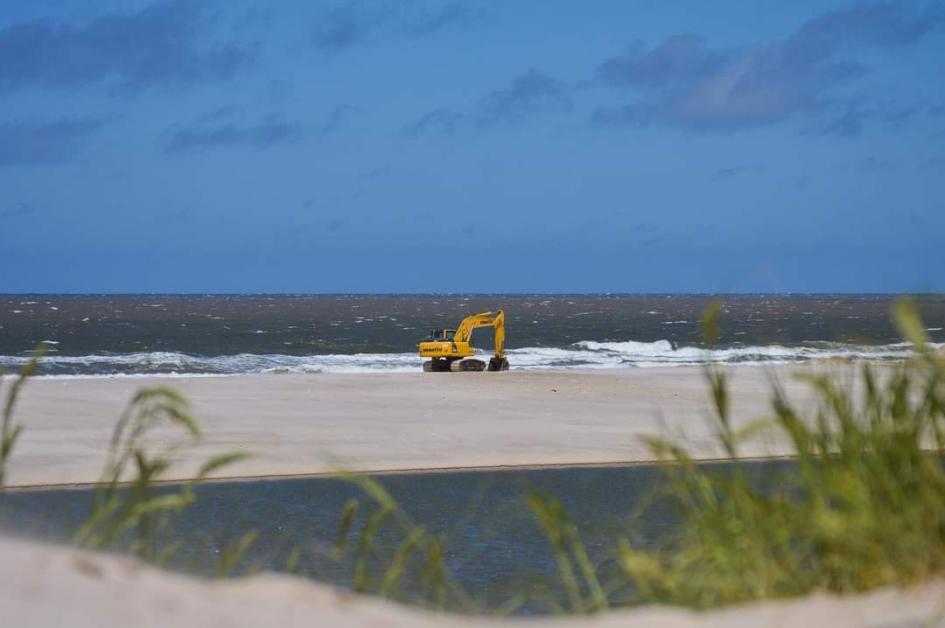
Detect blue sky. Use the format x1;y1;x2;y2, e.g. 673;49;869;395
1;0;943;293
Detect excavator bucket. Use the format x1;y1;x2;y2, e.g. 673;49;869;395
487;357;509;371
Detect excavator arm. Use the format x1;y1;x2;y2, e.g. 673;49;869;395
493;310;505;359
454;310;505;358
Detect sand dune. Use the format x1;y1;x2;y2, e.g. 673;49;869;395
2;535;942;628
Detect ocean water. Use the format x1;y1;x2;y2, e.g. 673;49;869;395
0;461;791;613
1;294;943;376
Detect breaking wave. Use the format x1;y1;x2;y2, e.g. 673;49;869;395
513;340;939;369
0;340;940;377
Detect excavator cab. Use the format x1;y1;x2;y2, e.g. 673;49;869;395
419;310;509;373
429;329;455;341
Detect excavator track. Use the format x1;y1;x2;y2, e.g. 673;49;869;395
451;359;486;372
422;359;451;372
422;358;488;372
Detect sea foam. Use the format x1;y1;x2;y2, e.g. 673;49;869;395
0;339;940;377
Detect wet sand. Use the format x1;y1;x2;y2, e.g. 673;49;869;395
5;365;848;487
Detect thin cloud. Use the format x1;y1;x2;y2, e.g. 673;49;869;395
165;115;302;153
800;98;934;137
404;108;465;137
714;167;743;179
312;2;382;52
0;203;41;219
477;69;572;125
593;1;944;131
311;1;479;52
0;0;255;93
197;106;240;123
406;3;477;37
405;69;572;137
810;102;872;137
857;156;896;173
0;117;108;166
713;165;764;179
320;105;358;135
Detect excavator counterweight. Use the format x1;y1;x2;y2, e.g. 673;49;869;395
418;310;509;372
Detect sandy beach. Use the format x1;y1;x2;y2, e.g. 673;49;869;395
5;365;847;488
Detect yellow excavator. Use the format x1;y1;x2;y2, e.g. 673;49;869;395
419;310;509;372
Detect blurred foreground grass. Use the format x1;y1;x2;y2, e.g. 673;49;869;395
1;300;945;614
615;300;945;609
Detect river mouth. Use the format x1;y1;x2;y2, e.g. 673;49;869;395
0;460;794;615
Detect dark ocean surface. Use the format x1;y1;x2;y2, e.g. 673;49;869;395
1;294;943;375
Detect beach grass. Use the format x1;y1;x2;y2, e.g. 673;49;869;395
612;299;945;608
70;386;250;564
0;346;45;488
330;474;455;608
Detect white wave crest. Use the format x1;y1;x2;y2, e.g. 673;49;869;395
0;340;939;377
0;351;424;377
554;339;937;368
